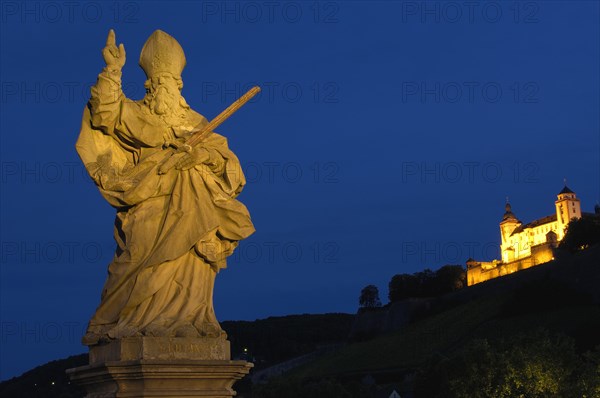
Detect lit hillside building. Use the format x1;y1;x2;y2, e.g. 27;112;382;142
467;185;588;286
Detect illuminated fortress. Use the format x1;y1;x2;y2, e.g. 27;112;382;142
467;185;586;286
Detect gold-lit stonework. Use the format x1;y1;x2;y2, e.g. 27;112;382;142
68;29;256;397
76;29;255;344
467;185;585;286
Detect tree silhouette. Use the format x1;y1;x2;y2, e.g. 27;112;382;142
559;216;600;253
359;285;382;308
433;265;466;294
389;265;466;302
388;273;419;302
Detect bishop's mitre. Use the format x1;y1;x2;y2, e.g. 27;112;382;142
139;30;186;79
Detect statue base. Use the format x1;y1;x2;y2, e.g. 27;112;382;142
67;337;252;398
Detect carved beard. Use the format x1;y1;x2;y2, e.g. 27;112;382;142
152;86;173;115
144;84;189;126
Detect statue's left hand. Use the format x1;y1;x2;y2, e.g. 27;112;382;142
176;147;210;171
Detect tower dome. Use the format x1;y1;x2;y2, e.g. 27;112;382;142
558;185;575;195
557;182;577;201
502;201;518;221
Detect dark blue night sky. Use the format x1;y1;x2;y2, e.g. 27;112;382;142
1;1;598;380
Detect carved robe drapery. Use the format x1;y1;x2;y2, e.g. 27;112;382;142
76;67;254;343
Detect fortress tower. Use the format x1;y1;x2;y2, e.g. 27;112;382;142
499;202;521;263
555;185;581;240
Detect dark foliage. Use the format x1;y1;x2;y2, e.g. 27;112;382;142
559;216;600;253
414;329;600;398
388;273;420;302
389;265;466;302
359;285;382;308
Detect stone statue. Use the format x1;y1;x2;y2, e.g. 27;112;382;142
76;29;255;346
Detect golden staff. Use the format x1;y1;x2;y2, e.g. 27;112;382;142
158;86;261;174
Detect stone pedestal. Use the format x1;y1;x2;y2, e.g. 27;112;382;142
67;337;253;398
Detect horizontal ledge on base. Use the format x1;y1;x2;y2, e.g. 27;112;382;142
67;359;253;398
89;336;231;363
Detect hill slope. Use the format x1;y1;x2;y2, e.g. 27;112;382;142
286;246;600;382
